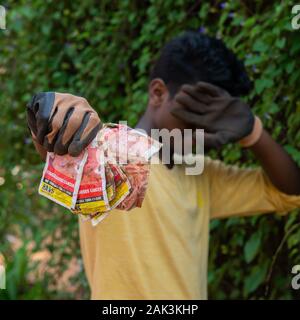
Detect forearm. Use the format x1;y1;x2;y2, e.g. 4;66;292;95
249;129;300;195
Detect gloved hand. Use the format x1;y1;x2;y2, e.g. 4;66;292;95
170;82;255;150
27;92;102;157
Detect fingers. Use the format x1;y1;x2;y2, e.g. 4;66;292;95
44;106;68;147
60;109;87;145
46;93;93;147
27;92;101;156
195;81;230;97
171;106;235;150
51;108;76;155
47;110;101;156
68;112;102;157
175;82;229;115
181;84;212;105
79;112;102;142
171;107;212;131
34;92;56;144
174;90;210;114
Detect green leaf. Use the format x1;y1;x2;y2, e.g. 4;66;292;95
253;39;269;52
243;262;268;295
275;38;286;49
255;78;274;94
244;233;261;263
285;61;296;74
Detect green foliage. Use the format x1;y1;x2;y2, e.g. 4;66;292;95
0;0;300;299
0;243;50;300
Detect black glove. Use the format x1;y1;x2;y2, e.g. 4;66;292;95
27;92;102;156
170;82;255;149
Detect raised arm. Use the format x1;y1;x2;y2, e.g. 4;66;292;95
249;129;300;195
171;81;300;196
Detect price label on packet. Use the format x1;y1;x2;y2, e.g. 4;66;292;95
39;151;88;209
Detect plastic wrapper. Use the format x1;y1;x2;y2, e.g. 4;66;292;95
72;145;109;215
39;151;87;209
39;123;161;226
117;163;150;210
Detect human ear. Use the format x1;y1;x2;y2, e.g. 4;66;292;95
148;79;169;107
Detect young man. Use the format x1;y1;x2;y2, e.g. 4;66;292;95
27;31;300;299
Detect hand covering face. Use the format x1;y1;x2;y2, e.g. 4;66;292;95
171;82;255;149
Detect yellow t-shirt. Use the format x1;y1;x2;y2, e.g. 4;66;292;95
79;157;300;300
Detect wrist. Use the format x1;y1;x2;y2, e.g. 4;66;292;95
239;116;263;148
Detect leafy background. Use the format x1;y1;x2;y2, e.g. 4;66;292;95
0;0;300;299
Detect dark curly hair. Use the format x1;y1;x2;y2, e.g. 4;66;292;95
150;31;252;97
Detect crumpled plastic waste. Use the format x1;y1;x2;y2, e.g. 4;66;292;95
38;123;161;226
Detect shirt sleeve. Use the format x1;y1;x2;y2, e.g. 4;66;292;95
204;157;300;219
